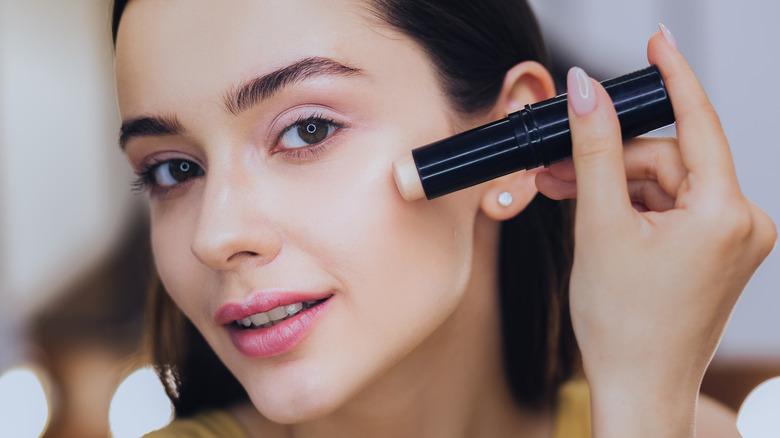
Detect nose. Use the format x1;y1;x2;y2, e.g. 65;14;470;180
190;170;283;272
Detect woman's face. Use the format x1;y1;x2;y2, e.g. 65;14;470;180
116;0;498;422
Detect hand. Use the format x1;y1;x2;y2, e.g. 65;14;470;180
536;30;776;437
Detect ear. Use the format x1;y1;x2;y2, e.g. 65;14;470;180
493;60;557;116
480;61;556;221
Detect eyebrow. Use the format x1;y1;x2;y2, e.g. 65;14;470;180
118;57;362;150
224;56;362;115
119;115;183;151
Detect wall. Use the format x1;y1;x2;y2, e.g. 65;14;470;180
0;0;136;369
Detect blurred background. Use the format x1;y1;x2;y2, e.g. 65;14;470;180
0;0;778;436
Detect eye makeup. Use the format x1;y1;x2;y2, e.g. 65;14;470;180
393;66;674;201
131;109;348;195
274;114;346;160
131;157;205;196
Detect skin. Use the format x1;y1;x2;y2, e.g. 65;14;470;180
538;34;776;437
115;0;776;436
117;1;550;436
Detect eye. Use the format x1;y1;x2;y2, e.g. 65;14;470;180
278;117;341;150
153;159;204;187
133;158;204;193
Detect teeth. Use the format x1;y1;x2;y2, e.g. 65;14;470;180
285;303;303;315
249;313;270;326
235;300;319;330
267;307;288;321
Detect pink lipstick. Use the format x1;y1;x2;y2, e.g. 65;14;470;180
217;292;333;358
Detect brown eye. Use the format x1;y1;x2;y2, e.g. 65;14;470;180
153;159;204;187
279;117;340;150
297;120;329;144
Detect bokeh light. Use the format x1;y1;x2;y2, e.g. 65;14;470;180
0;366;50;438
109;366;173;438
737;376;780;437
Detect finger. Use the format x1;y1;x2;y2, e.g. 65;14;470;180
535;169;577;200
545;137;685;185
748;201;778;263
537;171;678;211
542;137;686;199
647;27;738;188
546;159;576;182
567;66;632;218
623;137;687;198
627;179;676;212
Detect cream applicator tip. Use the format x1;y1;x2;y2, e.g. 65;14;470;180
392;154;425;202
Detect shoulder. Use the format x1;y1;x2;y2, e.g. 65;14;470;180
144;409;250;438
554;379;591;438
552;381;740;438
695;394;740;438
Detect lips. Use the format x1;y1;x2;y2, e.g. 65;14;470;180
216;292;333;358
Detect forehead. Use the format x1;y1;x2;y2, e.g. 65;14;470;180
114;0;417;118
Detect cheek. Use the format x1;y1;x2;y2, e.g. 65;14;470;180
281;128;479;350
149;202;204;320
330;169;474;296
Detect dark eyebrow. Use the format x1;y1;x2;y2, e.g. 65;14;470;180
224;56;362;115
118;57;360;150
119;115;183;151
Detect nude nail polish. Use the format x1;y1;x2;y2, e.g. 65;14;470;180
658;23;678;50
567;67;597;116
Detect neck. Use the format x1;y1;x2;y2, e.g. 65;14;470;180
235;214;554;438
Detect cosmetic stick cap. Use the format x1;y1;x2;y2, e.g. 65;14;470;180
393;154;425;201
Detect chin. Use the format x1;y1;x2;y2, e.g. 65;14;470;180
251;396;337;425
242;365;361;424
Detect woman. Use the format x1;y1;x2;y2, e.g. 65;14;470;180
113;0;776;436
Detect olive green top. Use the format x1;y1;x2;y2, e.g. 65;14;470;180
145;380;590;438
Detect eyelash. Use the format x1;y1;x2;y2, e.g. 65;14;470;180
131;114;345;195
131;160;155;193
274;113;345;160
131;158;195;196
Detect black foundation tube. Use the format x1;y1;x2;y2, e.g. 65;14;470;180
393;66;675;201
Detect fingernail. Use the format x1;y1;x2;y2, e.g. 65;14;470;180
567;67;597;116
658;23;678;50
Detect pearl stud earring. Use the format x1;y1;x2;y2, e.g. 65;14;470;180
497;191;513;207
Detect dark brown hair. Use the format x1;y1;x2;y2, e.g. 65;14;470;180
113;0;577;417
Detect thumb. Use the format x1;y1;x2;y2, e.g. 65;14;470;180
568;67;632;222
